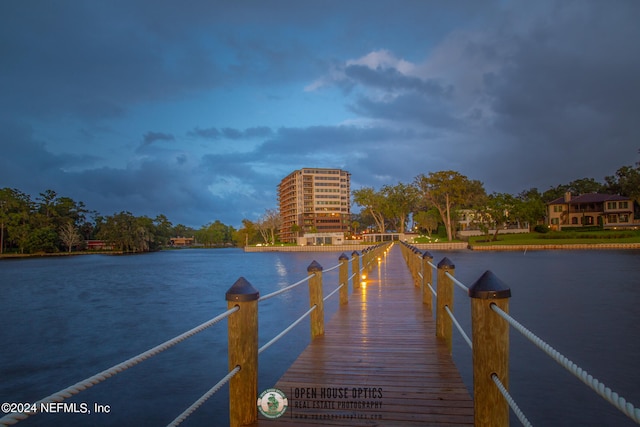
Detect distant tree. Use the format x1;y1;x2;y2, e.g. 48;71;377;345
153;214;173;246
567;178;605;195
514;188;547;230
350;220;360;236
36;189;58;219
414;171;486;241
413;209;440;237
97;211;137;252
473;193;516;241
26;227;58;253
134;216;155;252
381;183;419;233
256;209;280;245
233;219;261;246
290;223;301;239
352;187;387;233
59;222;82;253
197;220;234;247
605;164;640;203
53;197;88;228
172;223;194;238
542;178;605;202
1;188;33;253
351;212;377;234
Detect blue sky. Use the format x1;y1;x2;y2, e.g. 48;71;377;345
1;1;639;228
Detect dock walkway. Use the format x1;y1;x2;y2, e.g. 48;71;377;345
253;244;473;426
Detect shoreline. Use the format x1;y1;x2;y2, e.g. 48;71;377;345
468;243;640;251
3;242;639;259
245;242;640;252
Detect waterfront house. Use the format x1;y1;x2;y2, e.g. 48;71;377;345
169;237;194;247
547;192;639;230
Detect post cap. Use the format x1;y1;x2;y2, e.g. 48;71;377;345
339;253;349;261
437;257;455;269
468;270;512;299
422;250;433;259
225;277;259;302
307;260;323;272
351;250;360;257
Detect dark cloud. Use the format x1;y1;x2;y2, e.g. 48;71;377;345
189;127;221;140
142;132;175;146
345;65;453;98
189;126;274;140
350;93;461;129
1;0;639;227
476;1;640;191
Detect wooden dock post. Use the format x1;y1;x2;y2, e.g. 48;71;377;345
421;251;433;310
351;251;360;289
409;248;419;287
225;277;259;427
469;270;511;427
436;257;455;353
338;253;349;305
307;260;324;339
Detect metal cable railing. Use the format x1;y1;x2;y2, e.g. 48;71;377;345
0;306;240;426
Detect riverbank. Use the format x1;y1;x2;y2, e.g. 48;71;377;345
245;241;640;252
4;241;639;259
468;243;640;251
0;250;123;260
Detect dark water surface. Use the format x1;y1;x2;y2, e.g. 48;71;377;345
1;247;639;426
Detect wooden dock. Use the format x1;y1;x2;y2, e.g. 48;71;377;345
253;245;473;426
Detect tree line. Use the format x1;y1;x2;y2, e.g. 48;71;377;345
352;162;640;242
1;161;638;253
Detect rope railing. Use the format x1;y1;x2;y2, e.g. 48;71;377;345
258;305;317;355
491;373;533;427
445;271;469;292
0;306;240;427
323;282;345;302
167;365;241;427
258;274;314;302
1;243;393;427
491;303;640;425
223;242;391;426
444;305;472;349
398;240;523;426
322;263;342;273
398;239;640;426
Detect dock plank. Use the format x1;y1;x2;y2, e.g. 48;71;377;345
252;244;473;426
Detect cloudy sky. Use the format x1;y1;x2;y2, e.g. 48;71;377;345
1;1;639;228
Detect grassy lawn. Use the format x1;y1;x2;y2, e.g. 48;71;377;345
412;235;464;244
468;230;640;246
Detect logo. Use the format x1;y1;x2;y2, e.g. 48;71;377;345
257;388;288;419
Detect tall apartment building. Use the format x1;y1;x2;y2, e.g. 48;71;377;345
277;168;351;243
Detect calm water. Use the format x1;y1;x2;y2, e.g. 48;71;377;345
1;247;639;426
